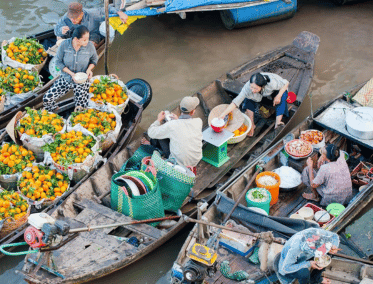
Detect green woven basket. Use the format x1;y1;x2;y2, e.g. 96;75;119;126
151;151;195;212
111;171;165;225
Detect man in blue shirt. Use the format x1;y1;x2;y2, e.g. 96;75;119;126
54;2;128;47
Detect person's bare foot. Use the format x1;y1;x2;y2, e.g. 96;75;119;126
141;137;150;145
302;192;320;202
247;125;256;137
275;121;285;129
321;278;331;284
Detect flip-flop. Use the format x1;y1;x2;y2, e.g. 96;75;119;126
302;193;320;202
141;137;151;145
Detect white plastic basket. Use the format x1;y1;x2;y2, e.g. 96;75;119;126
228;113;252;144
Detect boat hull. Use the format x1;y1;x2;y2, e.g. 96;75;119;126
220;0;297;29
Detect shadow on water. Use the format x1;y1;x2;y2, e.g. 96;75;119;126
1;0;373;283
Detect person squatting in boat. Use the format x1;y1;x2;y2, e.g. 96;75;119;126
220;72;289;136
54;2;128;47
146;96;203;173
43;26;98;112
302;144;353;206
276;228;341;284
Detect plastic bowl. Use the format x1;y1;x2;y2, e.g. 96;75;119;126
315;255;331;268
74;72;88;84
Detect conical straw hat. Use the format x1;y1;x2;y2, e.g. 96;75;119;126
208;104;245;132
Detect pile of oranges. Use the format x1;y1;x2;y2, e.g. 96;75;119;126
3;38;48;65
17;107;64;138
0;66;40;95
18;165;69;202
0;190;29;221
70;109;116;136
233;124;248;137
0;143;35;175
89;77;128;106
42;130;96;166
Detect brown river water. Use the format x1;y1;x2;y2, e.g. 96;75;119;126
1;0;373;283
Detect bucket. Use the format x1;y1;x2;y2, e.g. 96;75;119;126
255;171;280;206
245;188;272;214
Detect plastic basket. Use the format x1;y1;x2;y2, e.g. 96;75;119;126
255;172;281;206
245;188;272;214
227;114;252;144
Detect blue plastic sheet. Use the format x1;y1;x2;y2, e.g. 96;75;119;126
126;7;163;16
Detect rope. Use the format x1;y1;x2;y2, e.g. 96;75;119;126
220;260;250;281
0;242;39;256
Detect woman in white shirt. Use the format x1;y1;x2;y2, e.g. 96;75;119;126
221;72;289;136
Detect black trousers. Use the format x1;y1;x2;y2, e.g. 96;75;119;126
150;139;171;158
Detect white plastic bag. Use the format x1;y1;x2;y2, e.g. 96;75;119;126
43;125;105;181
66;105;122;152
87;75;129;114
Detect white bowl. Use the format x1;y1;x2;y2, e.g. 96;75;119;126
314;210;331;223
298;207;314;220
248;207;268;216
74;72;88;84
315;255;331;268
290;214;304;220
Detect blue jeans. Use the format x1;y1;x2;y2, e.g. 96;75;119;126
241;90;289;117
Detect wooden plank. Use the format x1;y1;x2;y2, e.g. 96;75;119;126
76;199;163;240
221;79;245;96
227;46;290;79
146;0;165;6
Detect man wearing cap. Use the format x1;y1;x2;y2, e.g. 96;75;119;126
55;2;128;47
301;144;352;206
147;96;203;168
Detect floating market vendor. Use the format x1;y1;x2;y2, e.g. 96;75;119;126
276;228;340;284
146;97;203;170
220;72;289;136
54;2;128;47
43;26;98;112
302;144;353;206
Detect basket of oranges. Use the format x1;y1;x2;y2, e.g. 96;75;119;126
2;37;48;72
88;74;129;114
17;164;70;208
42;128;101;182
0;143;35;191
0;66;42;97
67;107;121;153
0;188;30;238
228;114;252;144
16;107;65;161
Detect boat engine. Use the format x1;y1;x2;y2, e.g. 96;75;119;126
24;213;70;249
182;243;217;283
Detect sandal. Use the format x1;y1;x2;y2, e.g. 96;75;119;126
141;137;151;145
302;193;320;202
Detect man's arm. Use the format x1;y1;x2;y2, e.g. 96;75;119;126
148;111;172;140
54;17;68;37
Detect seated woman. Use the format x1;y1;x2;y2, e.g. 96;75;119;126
220;72;289;136
43;25;98;112
302;144;353;206
277;228;340;284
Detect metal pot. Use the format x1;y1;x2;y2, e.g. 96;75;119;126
346;107;373;140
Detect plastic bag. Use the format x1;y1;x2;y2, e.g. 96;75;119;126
87;75;129;114
43;125;105;181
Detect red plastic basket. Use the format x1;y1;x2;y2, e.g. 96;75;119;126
297;203;335;226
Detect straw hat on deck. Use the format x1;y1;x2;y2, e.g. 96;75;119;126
208;104;245;132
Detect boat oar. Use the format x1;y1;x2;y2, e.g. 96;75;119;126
183;216;284;245
104;0;110;75
333;253;373;266
206;167;263;247
69;215;180;233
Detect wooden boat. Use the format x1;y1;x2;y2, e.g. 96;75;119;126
0;79;152;248
18;31;319;284
0;29;108;129
171;81;373;284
